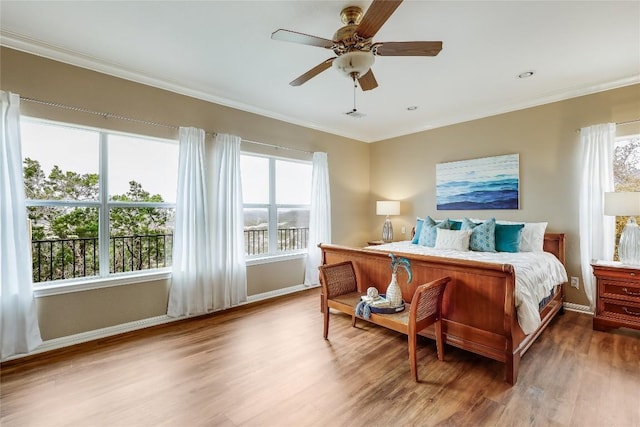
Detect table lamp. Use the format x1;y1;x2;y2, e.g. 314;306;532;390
604;192;640;265
376;200;400;242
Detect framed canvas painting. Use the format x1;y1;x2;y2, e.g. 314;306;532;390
436;153;519;210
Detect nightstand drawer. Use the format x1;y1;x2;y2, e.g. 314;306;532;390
601;298;640;324
594;266;640;281
591;261;640;332
600;279;640;303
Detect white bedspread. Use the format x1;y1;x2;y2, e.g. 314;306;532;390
365;241;568;334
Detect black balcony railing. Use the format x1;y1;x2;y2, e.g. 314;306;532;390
30;227;310;283
244;227;309;256
277;227;309;251
111;234;173;274
245;229;268;256
31;234;173;283
31;237;100;283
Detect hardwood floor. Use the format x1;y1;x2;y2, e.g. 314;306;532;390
1;288;639;427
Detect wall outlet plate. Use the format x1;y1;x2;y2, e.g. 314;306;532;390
570;276;579;289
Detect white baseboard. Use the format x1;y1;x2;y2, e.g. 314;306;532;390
3;283;316;362
563;301;593;315
2;314;176;362
247;283;318;303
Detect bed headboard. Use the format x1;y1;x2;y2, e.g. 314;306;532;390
410;227;565;265
543;233;566;265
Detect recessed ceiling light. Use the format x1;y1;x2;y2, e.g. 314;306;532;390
407;106;418;111
518;71;535;79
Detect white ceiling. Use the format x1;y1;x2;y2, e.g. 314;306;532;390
1;1;639;143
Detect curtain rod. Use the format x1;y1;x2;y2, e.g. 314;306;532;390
241;138;313;155
617;119;640;127
21;96;314;154
576;118;640;133
21;96;182;131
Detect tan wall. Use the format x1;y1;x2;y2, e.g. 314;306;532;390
369;84;640;307
36;279;171;339
1;47;371;340
3;46;639;340
246;258;306;295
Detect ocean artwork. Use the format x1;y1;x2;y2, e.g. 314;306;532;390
436;154;519;210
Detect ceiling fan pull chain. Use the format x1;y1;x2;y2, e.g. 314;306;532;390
353;76;358;112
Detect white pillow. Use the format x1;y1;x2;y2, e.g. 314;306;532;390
519;222;548;252
435;229;472;251
493;220;548;252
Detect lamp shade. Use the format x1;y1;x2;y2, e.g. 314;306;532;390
376;201;400;216
332;51;375;78
604;192;640;216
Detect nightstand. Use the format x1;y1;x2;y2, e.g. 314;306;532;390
591;261;640;332
367;240;386;246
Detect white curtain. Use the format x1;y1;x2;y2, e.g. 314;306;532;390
167;127;214;317
210;133;247;309
304;152;332;286
0;91;42;358
579;123;616;310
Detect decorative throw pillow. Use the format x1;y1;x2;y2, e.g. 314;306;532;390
449;219;462;230
418;216;451;247
411;217;424;244
519;222;548;252
495;223;524;252
434;228;472;251
461;217;496;252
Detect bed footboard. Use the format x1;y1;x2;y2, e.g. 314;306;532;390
319;233;565;385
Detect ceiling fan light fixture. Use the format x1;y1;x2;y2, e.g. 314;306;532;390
332;51;375;79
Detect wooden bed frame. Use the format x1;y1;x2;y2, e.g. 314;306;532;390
319;233;566;385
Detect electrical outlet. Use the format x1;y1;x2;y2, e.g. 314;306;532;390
401;226;406;234
570;276;579;289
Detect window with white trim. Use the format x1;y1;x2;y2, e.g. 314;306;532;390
612;134;640;259
240;153;312;257
21;118;178;284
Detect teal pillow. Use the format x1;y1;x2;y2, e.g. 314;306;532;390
449;220;462;230
461;217;496;252
411;217;424;244
495;223;524;252
418;217;451;247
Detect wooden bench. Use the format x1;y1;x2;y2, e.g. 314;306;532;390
319;260;450;381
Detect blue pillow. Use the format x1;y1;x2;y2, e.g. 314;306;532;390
495;223;524;252
418;216;451;247
449;220;462;230
411;217;424;244
461;218;496;252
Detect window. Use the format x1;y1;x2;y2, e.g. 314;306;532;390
240;153;312;257
21;118;178;285
613;134;640;258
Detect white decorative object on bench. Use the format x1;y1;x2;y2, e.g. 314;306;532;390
385;273;402;307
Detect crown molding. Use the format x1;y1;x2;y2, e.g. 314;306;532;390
0;31;365;142
3;30;639;144
371;74;640;142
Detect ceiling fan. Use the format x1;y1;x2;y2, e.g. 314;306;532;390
271;0;443;91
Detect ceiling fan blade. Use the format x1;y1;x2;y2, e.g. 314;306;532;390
373;41;443;56
271;29;334;49
357;0;403;39
290;58;336;86
358;69;378;91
